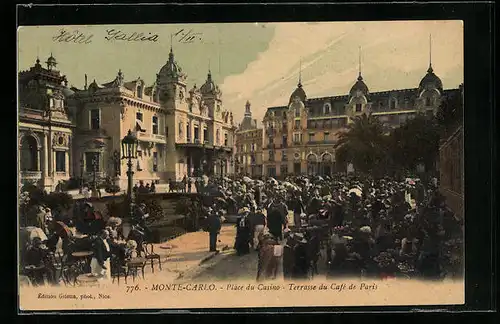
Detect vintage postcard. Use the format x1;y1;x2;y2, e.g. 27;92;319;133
17;20;465;311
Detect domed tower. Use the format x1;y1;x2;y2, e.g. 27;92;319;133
346;47;370;122
156;46;188;109
416;35;443;115
45;53;58;71
288;59;307;120
200;69;222;119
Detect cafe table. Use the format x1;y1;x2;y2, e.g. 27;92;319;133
76;273;100;287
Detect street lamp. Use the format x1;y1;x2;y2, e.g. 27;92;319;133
79;153;84;194
121;130;138;218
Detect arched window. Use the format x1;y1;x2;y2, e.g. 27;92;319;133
324;103;331;115
355;103;362;112
295;106;300;117
425;97;432;106
20;136;38;171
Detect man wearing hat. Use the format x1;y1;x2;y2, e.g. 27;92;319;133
266;198;288;241
207;208;222;252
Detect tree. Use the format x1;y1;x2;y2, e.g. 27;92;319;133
388;113;440;174
334;113;390;176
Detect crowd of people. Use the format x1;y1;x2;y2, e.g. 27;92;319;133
19;172;464;286
200;174;464;281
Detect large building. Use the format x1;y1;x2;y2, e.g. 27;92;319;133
18;49;237;192
18;55;75;192
262;59;461;178
234;101;264;177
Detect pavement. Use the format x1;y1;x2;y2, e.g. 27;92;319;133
138;224;236;282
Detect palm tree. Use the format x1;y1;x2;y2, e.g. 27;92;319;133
334;113;390;176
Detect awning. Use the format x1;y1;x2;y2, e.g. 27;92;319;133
136;119;146;132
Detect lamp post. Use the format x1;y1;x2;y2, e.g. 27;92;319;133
121;130;138;218
79;153;84;194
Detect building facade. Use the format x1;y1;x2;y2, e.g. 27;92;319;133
18;49;236;192
262;61;461;178
18;55;75;192
234;101;264;177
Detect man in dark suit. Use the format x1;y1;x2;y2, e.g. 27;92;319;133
207;210;222;252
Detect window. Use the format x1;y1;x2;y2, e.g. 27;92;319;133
178;122;183;138
425;97;432;106
137;85;143;99
55;151;66;172
186;123;190;141
295;107;300;117
355;103;362;112
293;133;301;143
324;132;330;141
166;127;169;137
267;167;276;177
282;135;288;148
90;109;100;130
194;126;200;142
203;128;208;143
224;133;228;146
152;116;159;134
390;99;396;109
153;152;158;172
324;103;331;114
282;152;288;161
280;164;288;176
309;133;315;142
269;150;275;161
85;152;99;172
136;112;143;122
294;120;300;130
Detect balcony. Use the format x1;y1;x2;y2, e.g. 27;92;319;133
137;132;166;144
306;140;337;145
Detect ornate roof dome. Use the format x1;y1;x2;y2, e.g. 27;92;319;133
45;53;57;70
62;87;75;98
158;48;186;82
349;74;369;97
289;82;306;105
419;65;443;93
200;71;221;96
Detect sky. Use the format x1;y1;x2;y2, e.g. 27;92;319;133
18;21;463;126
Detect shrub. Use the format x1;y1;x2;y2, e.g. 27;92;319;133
44;192;73;211
105;195;128;218
105;184;121;195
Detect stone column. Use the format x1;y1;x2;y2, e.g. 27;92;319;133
43;134;49;178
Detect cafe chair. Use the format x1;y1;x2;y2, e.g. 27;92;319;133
142;242;162;273
126;250;146;282
111;255;128;285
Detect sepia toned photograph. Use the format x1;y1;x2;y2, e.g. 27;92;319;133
17;20;465;311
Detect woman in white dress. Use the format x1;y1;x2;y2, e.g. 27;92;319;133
90;230;112;282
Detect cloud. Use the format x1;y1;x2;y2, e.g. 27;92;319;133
220;21;463;126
